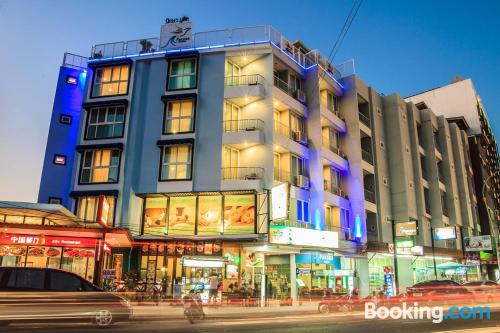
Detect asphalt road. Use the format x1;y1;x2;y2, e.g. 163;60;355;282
3;310;500;333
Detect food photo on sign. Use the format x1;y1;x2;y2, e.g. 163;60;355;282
223;195;255;234
168;196;196;235
143;197;167;235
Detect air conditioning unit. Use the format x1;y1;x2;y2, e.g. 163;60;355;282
295;175;310;189
245;173;258;180
245;126;257;131
293;131;308;145
295;90;306;103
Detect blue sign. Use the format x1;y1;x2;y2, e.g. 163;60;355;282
384;274;395;297
295;253;340;267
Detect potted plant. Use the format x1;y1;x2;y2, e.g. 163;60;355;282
139;39;153;53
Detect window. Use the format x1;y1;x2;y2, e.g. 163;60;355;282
48;197;62;205
291;155;306;177
66;75;78;85
222;146;239;168
330;167;342;190
325;90;339;113
296;200;309;223
86;106;125;139
225;61;240;85
50;271;82;291
53;155;67;166
322;127;341;152
224;101;241;132
59;114;72;125
168;58;197;90
290;113;305;133
76;195;115;223
7;269;45;290
91;64;130;97
164;99;194;134
289;74;303;92
80;149;120;183
160;144;192;180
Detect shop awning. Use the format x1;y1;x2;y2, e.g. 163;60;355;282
182;256;227;268
429;261;475;270
0;201;86;227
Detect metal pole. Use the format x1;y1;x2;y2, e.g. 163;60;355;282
391;220;399;291
431;228;437;279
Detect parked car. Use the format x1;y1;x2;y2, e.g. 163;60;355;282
462;280;500;303
0;267;131;327
406;280;475;305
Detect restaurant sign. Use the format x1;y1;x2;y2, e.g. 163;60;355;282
395;221;418;237
160;16;193;50
464;235;492;252
0;234;97;248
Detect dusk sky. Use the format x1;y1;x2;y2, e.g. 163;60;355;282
0;0;499;202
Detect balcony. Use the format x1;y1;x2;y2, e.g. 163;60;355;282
324;180;344;197
222;167;264;180
359;112;370;127
223;119;264;132
362;149;373;164
274;121;308;146
224;74;265;86
364;189;376;203
274;170;309;189
274;169;290;183
273;76;306;104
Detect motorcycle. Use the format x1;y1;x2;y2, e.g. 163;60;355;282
183;290;205;324
151;282;162;306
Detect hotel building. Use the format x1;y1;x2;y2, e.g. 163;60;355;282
33;22;497;298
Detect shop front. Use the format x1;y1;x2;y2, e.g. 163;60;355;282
0;201;133;284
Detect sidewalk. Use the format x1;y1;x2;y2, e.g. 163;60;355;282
131;301;320;320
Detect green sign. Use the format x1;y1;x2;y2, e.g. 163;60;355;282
395;238;414;248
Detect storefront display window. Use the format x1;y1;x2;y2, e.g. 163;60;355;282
198;195;222;235
141;193;256;236
143;197;168;235
168;196;196;235
223;195;255;234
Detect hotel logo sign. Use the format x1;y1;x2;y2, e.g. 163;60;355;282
160;16;193;50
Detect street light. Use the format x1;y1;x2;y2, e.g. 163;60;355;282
481;170;500;281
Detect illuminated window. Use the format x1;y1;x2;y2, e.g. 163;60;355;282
168;59;197;90
163;99;194;134
66;76;78;85
53;155;67;166
80;149;120;183
48;197;62;205
91;64;130;97
76;196;115;223
86;106;125;139
160;144;192;180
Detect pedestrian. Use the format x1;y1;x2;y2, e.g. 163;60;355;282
208;271;219;304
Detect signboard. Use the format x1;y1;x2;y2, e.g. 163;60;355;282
465;252;480;265
0;234;97;248
464;235;492;252
383;270;396;297
269;225;339;248
395;221;418;237
395;238;414;249
388;243;395;254
332;269;354;276
96;195;110;228
410;246;424;256
160;16;192;50
434;227;457;240
271;183;288;220
102;269;116;280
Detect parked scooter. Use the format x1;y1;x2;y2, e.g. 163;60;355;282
151;281;162;306
183;289;205;324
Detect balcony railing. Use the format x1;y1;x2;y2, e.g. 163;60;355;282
89;25;353;81
364;189;376;203
274;121;293;139
438;172;446;184
362;149;373;164
274;169;291;183
223;119;264;132
324;143;343;157
224;74;265;86
324;180;344;197
359;112;370;127
222;167;264;180
324;104;340;117
273;76;306;103
63;52;88;70
270;220;352;240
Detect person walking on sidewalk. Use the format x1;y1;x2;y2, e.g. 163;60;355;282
208;271;219;304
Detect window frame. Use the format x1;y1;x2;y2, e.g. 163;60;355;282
296;199;309;223
84;105;127;140
166;58;198;91
90;63;131;99
158;143;194;181
78;149;122;185
75;195;116;226
162;98;196;135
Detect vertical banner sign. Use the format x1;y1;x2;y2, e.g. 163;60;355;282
96;195;110;228
383;266;396;297
160;17;193;50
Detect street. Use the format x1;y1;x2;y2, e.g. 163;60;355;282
3;306;500;333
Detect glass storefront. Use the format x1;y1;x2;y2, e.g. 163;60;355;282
0;244;96;281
